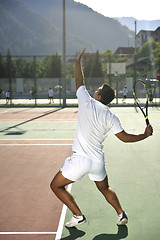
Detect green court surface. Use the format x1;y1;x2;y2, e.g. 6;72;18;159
61;107;160;240
0;121;77;139
0;107;160;240
0;107;77;140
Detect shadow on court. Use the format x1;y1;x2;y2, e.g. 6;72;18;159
61;226;128;240
61;227;86;239
0;107;62;135
93;226;128;240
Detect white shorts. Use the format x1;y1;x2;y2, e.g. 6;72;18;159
60;153;107;182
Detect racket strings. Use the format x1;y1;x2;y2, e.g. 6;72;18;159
133;80;150;126
134;81;148;107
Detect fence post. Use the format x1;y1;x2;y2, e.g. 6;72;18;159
62;0;66;107
8;54;12;106
116;72;119;104
33;56;37;106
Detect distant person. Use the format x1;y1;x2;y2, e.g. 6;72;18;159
0;88;3;99
122;86;128;103
6;91;10;104
48;88;54;104
149;88;153;103
30;87;36;99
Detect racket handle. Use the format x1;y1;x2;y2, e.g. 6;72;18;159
145;118;150;126
145;118;153;135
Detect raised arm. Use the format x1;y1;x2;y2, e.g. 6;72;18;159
75;48;86;91
115;124;153;143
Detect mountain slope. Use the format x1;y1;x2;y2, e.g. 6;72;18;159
0;0;62;55
0;0;135;55
115;17;160;32
25;0;135;52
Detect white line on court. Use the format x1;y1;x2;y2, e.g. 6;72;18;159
0;139;74;141
0;232;57;235
0;110;8;114
55;183;72;240
0;119;77;122
0;144;73;146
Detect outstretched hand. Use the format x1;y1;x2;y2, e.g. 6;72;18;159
144;124;153;137
76;48;86;61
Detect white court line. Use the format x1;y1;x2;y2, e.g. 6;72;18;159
55;183;72;240
0;139;74;141
0;232;57;235
0;117;77;120
0;143;73;145
0;110;8;114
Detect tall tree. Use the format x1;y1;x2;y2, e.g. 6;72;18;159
0;53;6;77
90;50;103;78
136;41;157;58
43;53;62;78
83;54;93;78
153;42;160;73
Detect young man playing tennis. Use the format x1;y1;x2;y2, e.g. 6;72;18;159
50;48;153;228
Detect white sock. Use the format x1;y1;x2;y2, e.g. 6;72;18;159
118;212;123;218
74;215;83;219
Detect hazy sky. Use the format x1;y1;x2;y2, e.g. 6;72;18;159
74;0;160;20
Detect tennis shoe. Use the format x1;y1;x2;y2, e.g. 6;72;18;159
117;212;128;226
65;215;87;228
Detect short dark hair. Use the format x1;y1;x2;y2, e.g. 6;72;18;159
98;84;115;105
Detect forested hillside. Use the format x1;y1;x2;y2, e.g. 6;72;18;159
0;0;134;55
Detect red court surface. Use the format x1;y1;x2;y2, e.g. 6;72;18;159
0;140;73;240
0;108;76;240
0;108;78;122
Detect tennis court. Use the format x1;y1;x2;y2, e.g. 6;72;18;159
0;106;160;240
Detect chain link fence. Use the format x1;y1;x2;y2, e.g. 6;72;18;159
0;54;159;107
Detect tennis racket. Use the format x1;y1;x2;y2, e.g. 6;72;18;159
133;80;150;126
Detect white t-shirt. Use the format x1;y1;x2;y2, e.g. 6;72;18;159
48;89;53;97
72;85;123;163
6;92;10;98
123;88;128;96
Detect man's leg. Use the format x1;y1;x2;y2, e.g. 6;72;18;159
95;175;123;215
50;171;82;216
